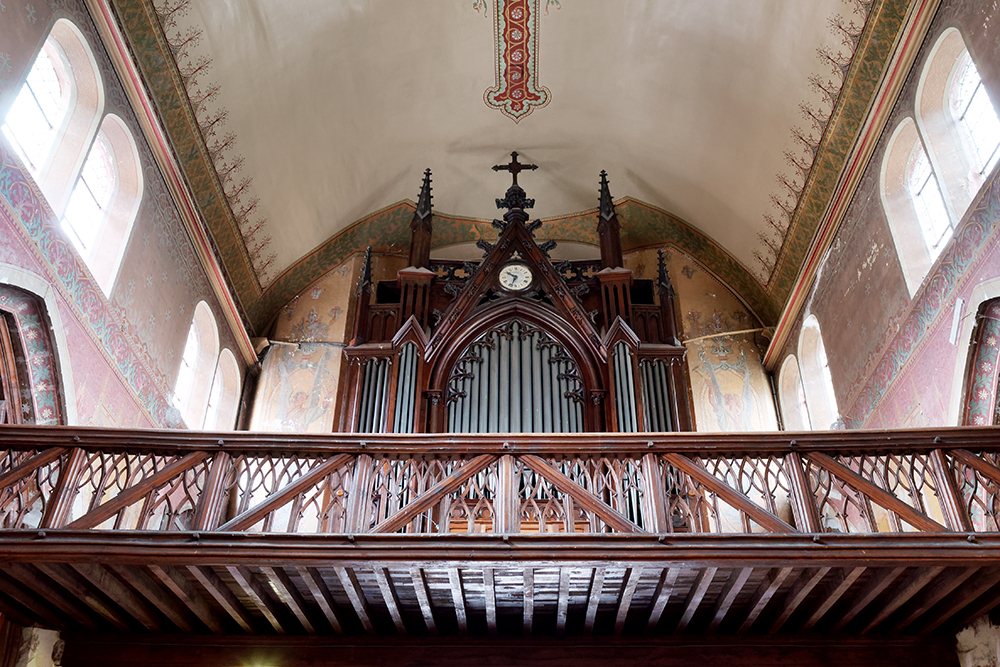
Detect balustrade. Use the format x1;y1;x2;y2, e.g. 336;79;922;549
1;426;998;537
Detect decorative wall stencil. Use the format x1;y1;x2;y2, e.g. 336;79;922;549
0;285;63;425
484;0;550;122
0;147;170;424
752;0;876;286
150;0;277;287
962;300;1000;426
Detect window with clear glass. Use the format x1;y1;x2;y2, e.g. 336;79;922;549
1;41;69;176
906;143;953;263
60;131;115;257
952;55;1000;178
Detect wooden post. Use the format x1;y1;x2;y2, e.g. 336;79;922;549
41;447;87;529
785;451;822;533
193;452;233;531
345;454;374;533
495;454;520;534
641;452;668;533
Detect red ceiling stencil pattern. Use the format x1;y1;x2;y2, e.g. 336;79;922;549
484;0;551;122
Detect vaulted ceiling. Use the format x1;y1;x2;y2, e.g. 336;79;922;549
115;0;916;332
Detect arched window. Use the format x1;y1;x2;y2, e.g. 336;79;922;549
798;315;839;430
60;114;143;295
0;20;103;213
951;52;1000;180
778;355;811;431
906;142;953;263
173;302;220;429
882;119;954;295
204;349;241;430
1;39;70;176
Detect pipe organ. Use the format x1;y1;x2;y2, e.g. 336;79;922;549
342;154;693;434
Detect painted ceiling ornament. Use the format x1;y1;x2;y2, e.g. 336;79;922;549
484;0;551;122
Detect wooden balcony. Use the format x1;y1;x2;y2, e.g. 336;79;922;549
0;425;998;662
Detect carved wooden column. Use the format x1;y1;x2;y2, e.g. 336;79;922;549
397;268;434;330
350;247;374;346
408;169;434;270
598;268;633;330
597;170;623;269
657;249;684;345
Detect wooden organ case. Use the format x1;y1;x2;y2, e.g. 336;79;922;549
341;154;693;434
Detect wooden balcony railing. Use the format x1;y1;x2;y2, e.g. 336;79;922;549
1;425;998;537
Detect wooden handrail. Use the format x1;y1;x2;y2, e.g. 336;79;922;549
2;424;1000;456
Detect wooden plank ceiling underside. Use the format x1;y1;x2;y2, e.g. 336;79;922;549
0;537;997;638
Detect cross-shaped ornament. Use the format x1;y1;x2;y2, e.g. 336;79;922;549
492;151;538;187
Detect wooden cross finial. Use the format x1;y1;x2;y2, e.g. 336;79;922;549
492;151;537;186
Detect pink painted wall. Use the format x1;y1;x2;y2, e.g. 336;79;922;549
0;0;245;427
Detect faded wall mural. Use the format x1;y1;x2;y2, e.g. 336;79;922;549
626;247;779;433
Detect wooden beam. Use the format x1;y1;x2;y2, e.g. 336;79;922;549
296;567;343;634
374;567;406;635
36;563;130;631
72;564;164;631
523;567;534;636
768;567;831;634
218;454;353;532
920;568;1000;632
483;567;497;636
949;448;1000;487
663;454;797;533
110;565;196;632
860;566;945;634
830;567;907;632
3;564;100;631
449;568;468;637
409;567;437;635
0;447;66;490
708;568;752;632
40;448;86;528
261;566;317;634
675;567;718;633
646;567;680;632
956;580;1000;629
519;454;642;534
929;449;972;531
615;567;643;635
891;567;976;632
0;569;68;629
373;455;496;534
67;452;209;529
187;565;255;633
335;567;375;635
585;567;606;634
557;568;571;636
806;453;947;532
227;566;286;634
799;566;865;631
738;567;794;633
148;565;224;634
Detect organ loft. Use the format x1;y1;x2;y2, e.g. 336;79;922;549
343;153;693;436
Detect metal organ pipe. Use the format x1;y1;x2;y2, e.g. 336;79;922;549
447;321;583;434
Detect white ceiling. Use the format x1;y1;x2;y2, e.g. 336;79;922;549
173;0;850;286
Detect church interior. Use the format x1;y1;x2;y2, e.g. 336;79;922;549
2;0;1000;664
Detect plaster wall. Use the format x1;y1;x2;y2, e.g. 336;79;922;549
0;0;245;426
777;0;1000;429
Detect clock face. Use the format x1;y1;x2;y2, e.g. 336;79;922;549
498;263;533;291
